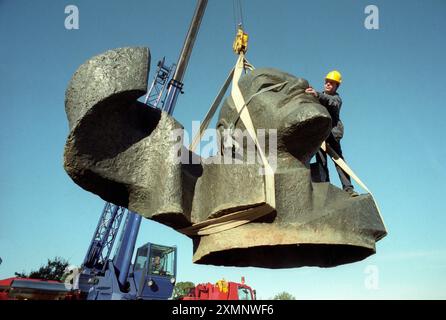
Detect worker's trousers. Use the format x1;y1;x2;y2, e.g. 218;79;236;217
315;134;354;191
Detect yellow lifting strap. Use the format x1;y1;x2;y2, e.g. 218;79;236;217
230;53;276;208
179;53;275;236
233;26;249;54
321;141;387;234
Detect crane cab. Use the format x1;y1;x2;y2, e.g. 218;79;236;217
131;243;177;300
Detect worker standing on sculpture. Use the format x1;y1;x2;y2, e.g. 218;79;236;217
306;70;358;197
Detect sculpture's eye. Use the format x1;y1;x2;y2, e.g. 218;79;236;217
258;82;277;91
286;83;305;96
252;74;284;93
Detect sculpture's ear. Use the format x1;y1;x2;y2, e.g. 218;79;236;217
216;118;239;156
64;47;192;229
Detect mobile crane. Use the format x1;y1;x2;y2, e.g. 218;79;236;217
78;205;178;300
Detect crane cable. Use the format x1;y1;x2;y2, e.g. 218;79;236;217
233;0;245;32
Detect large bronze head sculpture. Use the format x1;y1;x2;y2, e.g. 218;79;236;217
64;47;386;268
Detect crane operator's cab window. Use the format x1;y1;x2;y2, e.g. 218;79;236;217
148;244;175;277
238;287;253;300
134;246;149;271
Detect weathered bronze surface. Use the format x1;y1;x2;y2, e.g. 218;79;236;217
64;47;387;268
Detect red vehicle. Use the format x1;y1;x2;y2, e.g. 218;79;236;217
0;277;80;300
181;277;256;300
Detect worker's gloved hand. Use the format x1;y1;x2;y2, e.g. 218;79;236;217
305;86;318;97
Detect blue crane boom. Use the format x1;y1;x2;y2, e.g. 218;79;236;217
164;0;208;114
82;203;125;274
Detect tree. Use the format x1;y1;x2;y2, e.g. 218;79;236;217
172;281;195;299
272;291;296;300
14;257;69;281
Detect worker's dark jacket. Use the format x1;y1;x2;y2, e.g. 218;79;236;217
318;92;344;141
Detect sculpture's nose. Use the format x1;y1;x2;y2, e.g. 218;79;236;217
281;101;332;163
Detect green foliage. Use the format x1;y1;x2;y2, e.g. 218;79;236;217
172;281;195;299
272;291;296;300
14;257;69;281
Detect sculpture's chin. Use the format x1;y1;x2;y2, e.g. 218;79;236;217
194;243;375;268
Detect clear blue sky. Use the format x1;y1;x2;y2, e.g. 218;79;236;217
1;0;445;299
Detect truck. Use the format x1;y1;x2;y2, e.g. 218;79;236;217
0;277;78;300
180;277;256;300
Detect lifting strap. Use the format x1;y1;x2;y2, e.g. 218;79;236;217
321;141;369;193
180;53;276;236
230;53;276;207
230;80;288;129
189;67;235;153
321;141;387;233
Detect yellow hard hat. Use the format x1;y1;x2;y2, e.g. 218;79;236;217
325;70;342;84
